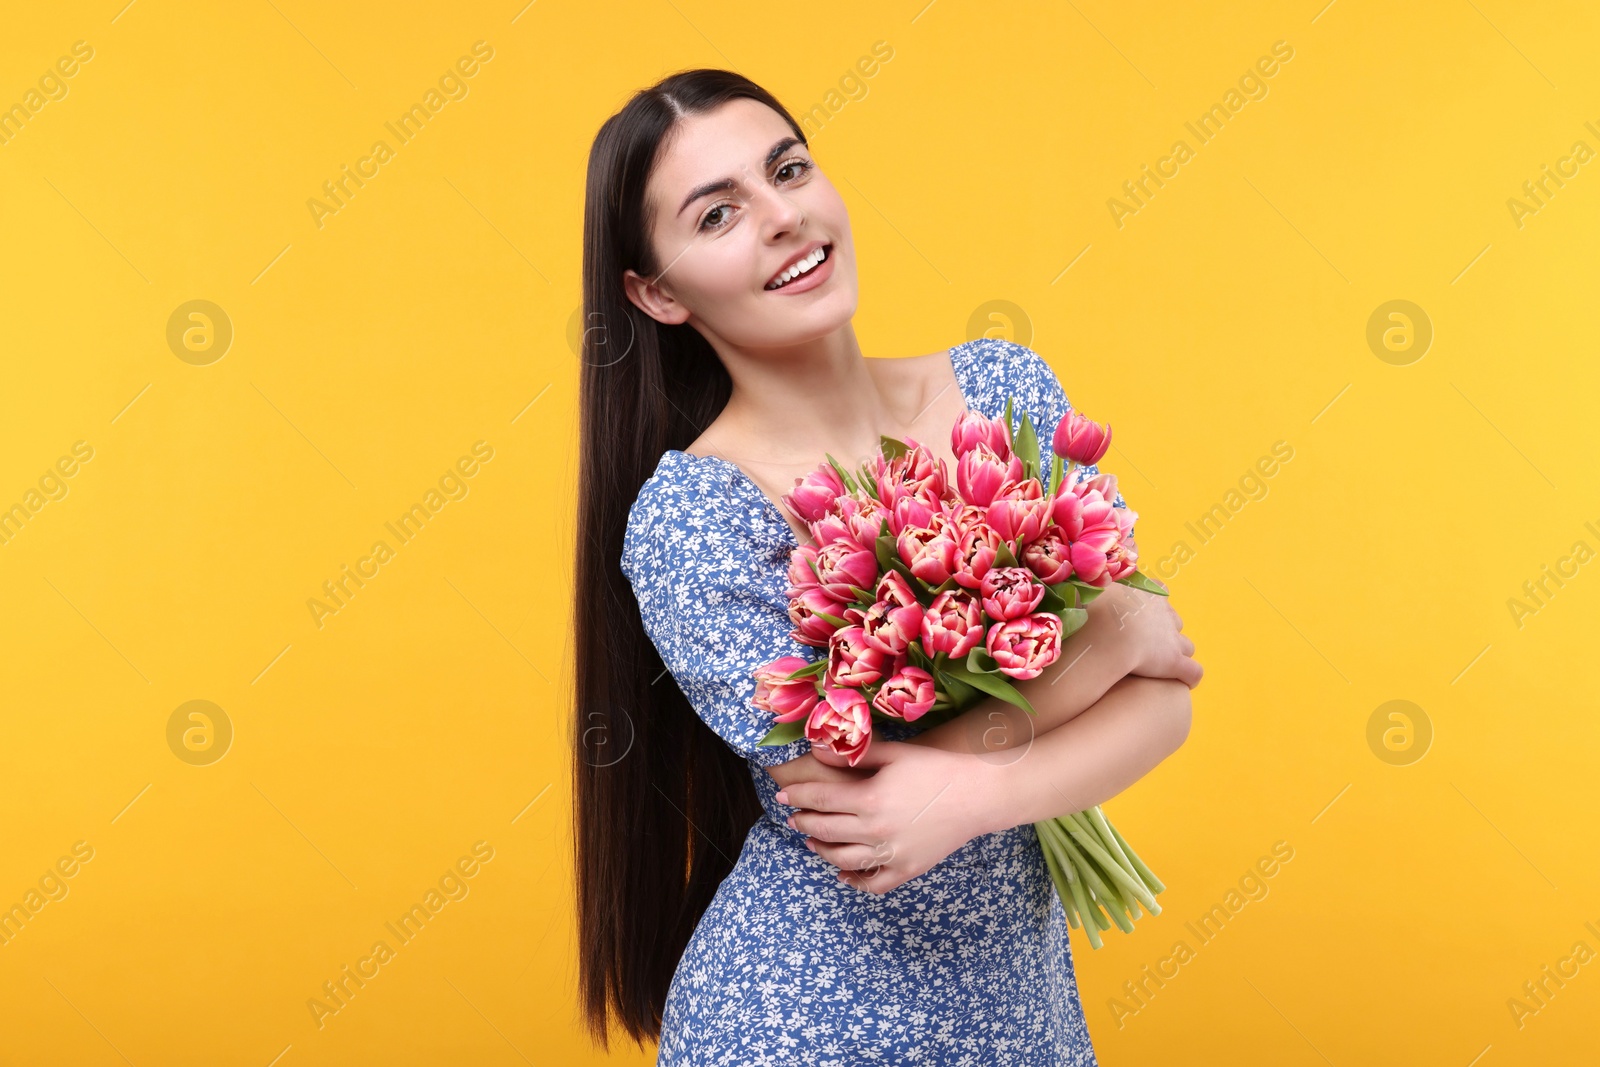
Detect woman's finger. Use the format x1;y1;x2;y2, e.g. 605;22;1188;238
1178;634;1195;656
790;810;869;843
809;839;894;871
842;865;909;894
776;779;867;814
767;752;872;790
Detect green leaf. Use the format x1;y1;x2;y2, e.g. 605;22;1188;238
884;557;932;603
964;646;999;673
1068;577;1106;605
1014;409;1041;482
1121;569;1170;596
784;660;826;679
856;461;881;501
875;531;895;572
1047;452;1064;500
1058;606;1089;638
940;661;1036;715
757;719;806;746
933;668;979;706
994;542;1019;567
824;452;860;495
815;608;849;628
880;434;911;462
846;584;875;605
1038;582;1072;614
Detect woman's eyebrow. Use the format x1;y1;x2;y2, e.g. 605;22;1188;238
676;136;807;217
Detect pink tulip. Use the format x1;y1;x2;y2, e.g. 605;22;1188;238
956;444;1024;508
887;494;938;537
952;410;1011;460
806;687;874;766
753;657;821;723
849;597;925;656
980;567;1047;621
811;500;881;554
812;538;880;602
921;589;984;659
1114;502;1140;559
785;545;821;597
782;462;846;524
941;501;985;532
1052;409;1111;466
788;586;851;647
877;440;948;511
839;496;889;542
1070;537;1138;587
827;624;897;688
1051;474;1133;588
985;477;1051;547
898;524;961;588
1020;531;1074;584
1073;470;1122;505
987;613;1064;680
950;522;1002;591
873;666;937;722
1051;477;1121;550
874;569;919;610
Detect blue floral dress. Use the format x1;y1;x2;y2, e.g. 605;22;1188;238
621;338;1131;1066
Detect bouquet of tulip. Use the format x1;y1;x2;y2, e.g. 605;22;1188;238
752;398;1170;947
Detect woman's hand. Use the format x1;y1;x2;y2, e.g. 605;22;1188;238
766;749;875;792
771;740;999;895
1081;583;1203;689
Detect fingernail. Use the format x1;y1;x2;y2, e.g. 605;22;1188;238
774;790;788;804
786;816;795;828
805;839;816;851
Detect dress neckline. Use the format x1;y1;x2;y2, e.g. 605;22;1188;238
660;340;987;550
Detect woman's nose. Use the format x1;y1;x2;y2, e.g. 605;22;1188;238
746;176;806;233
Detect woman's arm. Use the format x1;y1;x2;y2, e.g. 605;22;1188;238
785;674;1193;893
902;582;1191;756
901;620;1129;755
968;674;1192;836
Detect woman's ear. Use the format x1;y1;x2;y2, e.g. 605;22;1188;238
622;268;691;325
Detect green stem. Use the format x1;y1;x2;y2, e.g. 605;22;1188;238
1043;820;1134;934
1108;818;1166;894
1043;820;1102;946
1034;822;1078;929
1066;851;1104;945
1057;812;1144;920
1061;819;1160;913
1085;807;1162;915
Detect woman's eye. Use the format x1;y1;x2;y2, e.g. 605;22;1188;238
700;204;731;231
698;159;814;232
776;158;815;183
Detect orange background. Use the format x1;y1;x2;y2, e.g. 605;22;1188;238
2;1;1596;1064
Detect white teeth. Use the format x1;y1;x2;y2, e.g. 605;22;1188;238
768;245;827;289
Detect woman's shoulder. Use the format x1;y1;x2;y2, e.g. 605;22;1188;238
950;337;1071;418
621;451;762;586
622;452;709;582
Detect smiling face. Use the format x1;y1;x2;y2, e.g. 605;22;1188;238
622;97;857;349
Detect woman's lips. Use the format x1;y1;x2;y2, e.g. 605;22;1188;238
766;244;835;295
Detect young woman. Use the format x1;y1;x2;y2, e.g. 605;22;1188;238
573;68;1202;1064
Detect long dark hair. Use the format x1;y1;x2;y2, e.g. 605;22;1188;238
572;69;810;1050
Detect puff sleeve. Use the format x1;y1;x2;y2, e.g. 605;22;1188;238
620;473;814;768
